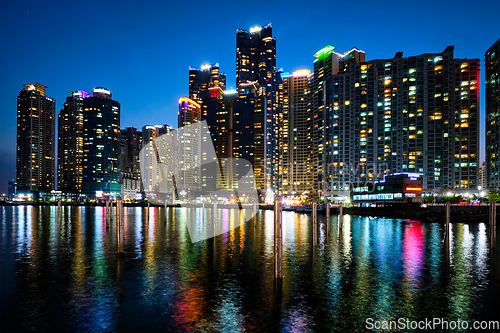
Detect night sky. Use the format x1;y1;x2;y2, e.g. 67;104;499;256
1;0;499;194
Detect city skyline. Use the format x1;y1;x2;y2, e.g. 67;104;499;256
1;0;499;194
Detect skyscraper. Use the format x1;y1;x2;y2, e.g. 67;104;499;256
120;127;142;174
140;124;173;198
178;97;202;197
16;83;55;197
120;127;142;200
8;179;17;200
485;38;500;189
325;46;479;199
236;24;282;194
58;90;87;195
313;46;365;197
189;63;226;106
81;87;121;198
282;69;314;196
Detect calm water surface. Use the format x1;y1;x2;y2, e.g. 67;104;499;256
0;206;499;332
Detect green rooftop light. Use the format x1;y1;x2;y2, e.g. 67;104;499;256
314;45;334;58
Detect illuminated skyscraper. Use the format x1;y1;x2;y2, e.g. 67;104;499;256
189;63;226;105
16;83;56;197
81;87;121;198
485;38;500;189
282;70;313;195
140;124;173;197
120;127;141;174
236;23;282;193
178;97;202;197
326;46;479;199
58;90;88;194
120;127;142;200
313;46;365;197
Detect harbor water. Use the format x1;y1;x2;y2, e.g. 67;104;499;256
0;206;498;332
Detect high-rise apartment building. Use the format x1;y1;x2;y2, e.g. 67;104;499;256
178;97;202;197
8;179;17;200
120;127;142;200
485;38;500;189
282;70;314;195
16;83;56;197
58;90;87;194
81;87;121;198
120;127;142;174
479;161;486;190
313;46;365;197
236;23;282;194
189;63;226;105
325;46;479;199
140;124;173;197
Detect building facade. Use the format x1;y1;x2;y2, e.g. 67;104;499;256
140;124;173;198
282;70;314;196
120;127;143;200
8;179;17;200
236;23;282;194
485;38;500;189
189;63;226;105
312;46;365;199
177;97;202;198
326;46;479;198
58;90;87;194
81;87;121;198
16;83;56;197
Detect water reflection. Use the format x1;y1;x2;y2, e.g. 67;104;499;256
0;206;498;332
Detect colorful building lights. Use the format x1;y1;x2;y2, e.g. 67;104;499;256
314;45;334;58
406;187;423;192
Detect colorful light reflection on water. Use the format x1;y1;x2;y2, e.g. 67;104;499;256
0;206;498;332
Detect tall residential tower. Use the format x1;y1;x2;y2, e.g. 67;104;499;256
17;83;56;197
58;90;87;195
236;23;282;194
81;87;121;198
326;46;479;199
282;70;313;195
485;38;500;189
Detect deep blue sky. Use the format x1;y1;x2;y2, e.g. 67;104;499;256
1;0;499;194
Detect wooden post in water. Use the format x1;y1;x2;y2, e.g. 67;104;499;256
312;202;317;246
117;198;123;253
490;201;497;251
326;202;330;236
490;200;497;228
253;202;257;231
339;204;343;231
274;196;283;279
105;199;109;227
446;202;451;234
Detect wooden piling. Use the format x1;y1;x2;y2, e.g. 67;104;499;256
339;204;343;231
274;196;283;279
491;200;497;228
253;203;257;230
312;202;317;246
446;202;451;234
117;198;123;253
326;202;330;236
